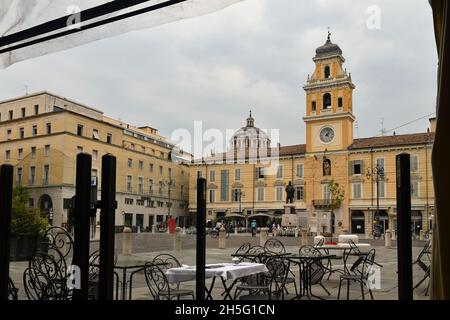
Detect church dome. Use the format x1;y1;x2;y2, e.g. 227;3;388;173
315;32;342;58
230;112;270;150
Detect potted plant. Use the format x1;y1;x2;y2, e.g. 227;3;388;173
9;187;48;261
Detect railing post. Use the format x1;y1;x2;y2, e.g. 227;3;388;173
0;165;13;300
196;178;206;300
396;153;413;300
72;153;92;300
99;154;117;300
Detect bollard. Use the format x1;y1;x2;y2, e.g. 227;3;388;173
301;228;308;246
259;227;269;246
219;227;226;249
173;227;182;251
419;230;424;241
295;227;299;238
95;224;101;241
385;230;392;247
152;224;156;234
122;227;132;255
392;229;397;241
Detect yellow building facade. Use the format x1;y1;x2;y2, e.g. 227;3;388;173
0;92;190;230
188;35;435;238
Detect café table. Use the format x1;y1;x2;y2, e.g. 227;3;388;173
287;254;335;300
165;262;268;300
92;255;165;300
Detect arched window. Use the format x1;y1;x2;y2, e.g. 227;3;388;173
324;65;331;79
323;93;332;109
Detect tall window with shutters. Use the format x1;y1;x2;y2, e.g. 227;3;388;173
220;170;229;201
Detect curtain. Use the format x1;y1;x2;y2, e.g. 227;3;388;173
430;0;450;300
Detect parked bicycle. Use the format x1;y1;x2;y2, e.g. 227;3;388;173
207;228;230;239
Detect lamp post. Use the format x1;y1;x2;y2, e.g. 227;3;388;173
238;189;245;233
164;178;174;230
366;164;385;238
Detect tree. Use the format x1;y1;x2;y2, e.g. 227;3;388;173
10;187;48;238
328;180;345;235
328;180;345;210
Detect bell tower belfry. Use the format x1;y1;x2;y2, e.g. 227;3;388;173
303;31;356;153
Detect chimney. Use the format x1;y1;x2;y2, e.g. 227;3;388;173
429;117;436;133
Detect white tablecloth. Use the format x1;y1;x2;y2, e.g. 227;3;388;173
165;262;268;284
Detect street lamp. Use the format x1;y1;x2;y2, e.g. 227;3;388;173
366;164;385;238
237;189;245;232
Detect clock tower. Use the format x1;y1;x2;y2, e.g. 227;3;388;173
303;32;356;153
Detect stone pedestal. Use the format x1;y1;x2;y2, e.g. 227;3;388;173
151;224;156;234
301;229;309;246
219;227;226;249
122;227;133;255
392;229;397;241
94;225;101;241
284;204;296;215
260;227;269;246
173;227;182;251
419;230;425;241
385;230;392;247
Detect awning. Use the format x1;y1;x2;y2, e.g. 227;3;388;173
0;0;244;68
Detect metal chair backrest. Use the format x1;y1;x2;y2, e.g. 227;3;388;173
360;249;376;279
143;263;170;300
152;254;182;290
315;237;325;247
8;277;18;300
234;242;252;255
265;257;291;299
42;226;74;260
23;267;64;300
244;245;266;263
264;239;286;254
299;245;322;257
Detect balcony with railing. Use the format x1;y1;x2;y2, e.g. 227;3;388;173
312;199;333;209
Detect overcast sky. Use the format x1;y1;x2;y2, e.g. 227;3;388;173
0;0;438;153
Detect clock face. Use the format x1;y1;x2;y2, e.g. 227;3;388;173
320;127;335;143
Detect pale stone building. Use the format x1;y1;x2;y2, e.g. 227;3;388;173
0;92;191;230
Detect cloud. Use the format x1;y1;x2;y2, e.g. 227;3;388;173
0;0;437;150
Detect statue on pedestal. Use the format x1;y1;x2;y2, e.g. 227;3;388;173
285;181;295;204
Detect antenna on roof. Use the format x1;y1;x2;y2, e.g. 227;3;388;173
380;118;386;136
24;85;28;95
355;121;359;138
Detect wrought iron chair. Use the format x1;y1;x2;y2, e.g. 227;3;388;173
8;277;18;300
87;249;120;300
337;249;376;300
413;240;432;295
243;245;266;263
235;256;291;300
263;239;286;254
263;239;298;297
143;263;194;300
299;245;330;296
233;242;252;261
27;249;70;300
23;267;65;300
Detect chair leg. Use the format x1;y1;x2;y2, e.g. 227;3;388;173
360;281;365;300
346;280;350;300
320;283;330;296
337;278;343;300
